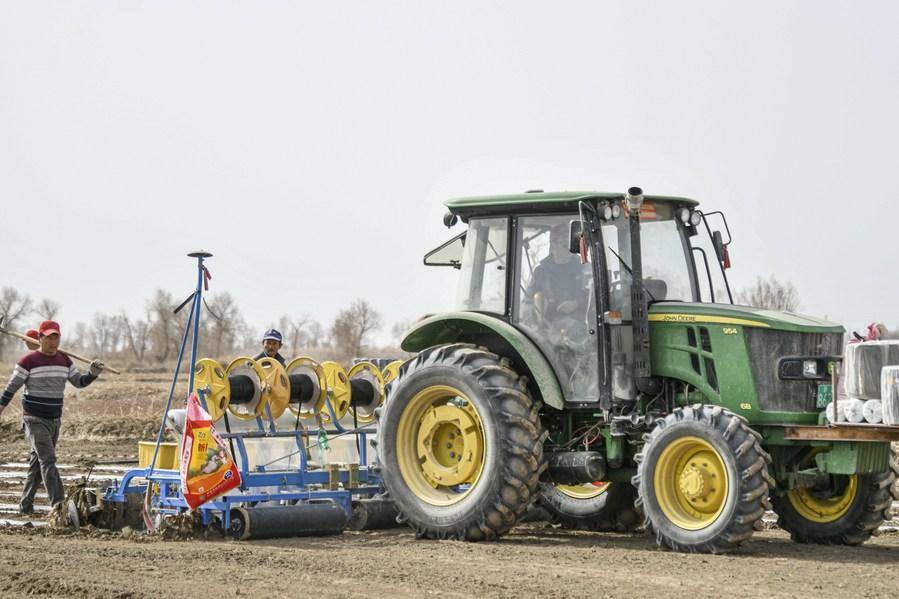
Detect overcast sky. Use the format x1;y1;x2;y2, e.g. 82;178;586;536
1;1;897;346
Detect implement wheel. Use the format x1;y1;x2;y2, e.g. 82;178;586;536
537;482;639;532
634;404;773;553
377;343;546;541
771;448;898;545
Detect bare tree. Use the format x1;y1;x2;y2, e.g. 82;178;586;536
204;292;247;358
70;322;90;352
276;314;320;350
88;313;126;355
330;300;383;359
122;311;152;362
0;287;32;357
306;321;325;349
34;298;61;320
736;276;800;312
148;289;179;362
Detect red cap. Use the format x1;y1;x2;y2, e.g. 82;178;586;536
25;329;39;340
38;320;61;337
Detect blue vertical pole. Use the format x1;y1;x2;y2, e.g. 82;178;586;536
187;254;206;398
147;251;212;478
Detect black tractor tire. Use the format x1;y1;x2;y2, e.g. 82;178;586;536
537;482;640;532
633;404;773;553
377;343;547;541
771;447;898;545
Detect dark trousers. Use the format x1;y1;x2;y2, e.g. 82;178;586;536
21;415;64;510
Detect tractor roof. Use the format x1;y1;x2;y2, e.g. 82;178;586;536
445;191;699;215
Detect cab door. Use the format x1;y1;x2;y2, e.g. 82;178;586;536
512;214;602;404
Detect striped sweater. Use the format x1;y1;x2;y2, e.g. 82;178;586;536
1;351;97;418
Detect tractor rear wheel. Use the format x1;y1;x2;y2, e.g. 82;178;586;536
634;404;773;553
538;481;640;532
771;448;898;545
377;343;547;541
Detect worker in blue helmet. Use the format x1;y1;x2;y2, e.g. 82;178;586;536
254;329;286;366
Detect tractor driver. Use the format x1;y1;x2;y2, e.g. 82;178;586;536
254;329;286;366
528;223;589;332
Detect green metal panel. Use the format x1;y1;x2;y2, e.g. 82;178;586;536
648;307;835;425
445;191;698;213
815;443;892;475
401;312;565;410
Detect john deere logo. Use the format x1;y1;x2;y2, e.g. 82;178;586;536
658;314;696;323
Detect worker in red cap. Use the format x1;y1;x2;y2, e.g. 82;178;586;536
0;320;105;514
24;329;39;351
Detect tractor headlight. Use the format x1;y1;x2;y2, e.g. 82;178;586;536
689;211;702;227
600;204;613;221
611;203;622;219
678;208;691;224
802;360;818;377
777;356;837;381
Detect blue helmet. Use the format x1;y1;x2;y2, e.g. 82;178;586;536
262;329;283;344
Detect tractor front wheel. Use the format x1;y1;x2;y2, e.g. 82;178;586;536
634;404;773;553
377;343;546;541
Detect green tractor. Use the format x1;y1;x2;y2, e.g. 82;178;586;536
376;188;899;553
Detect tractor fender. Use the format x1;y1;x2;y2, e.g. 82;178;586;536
401;312;565;410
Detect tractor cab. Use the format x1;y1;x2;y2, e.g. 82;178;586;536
424;189;732;408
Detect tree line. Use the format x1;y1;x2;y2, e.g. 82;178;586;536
1;277;895;364
0;287;408;365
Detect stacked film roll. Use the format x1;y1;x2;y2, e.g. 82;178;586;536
882;365;899;425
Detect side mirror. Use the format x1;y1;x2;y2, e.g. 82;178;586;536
712;230;732;269
712;230;724;262
568;220;585;254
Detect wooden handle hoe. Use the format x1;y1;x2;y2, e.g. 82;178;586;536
0;318;121;375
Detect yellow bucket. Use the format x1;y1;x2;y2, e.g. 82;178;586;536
138;441;180;470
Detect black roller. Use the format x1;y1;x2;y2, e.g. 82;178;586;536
230;502;347;540
349;378;376;408
547;451;607;485
228;374;256;405
347;498;400;531
288;373;315;404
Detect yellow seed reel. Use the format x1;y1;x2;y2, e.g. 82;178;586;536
382;360;404;386
348;361;385;423
192;358;230;421
225;356;269;420
257;357;291;419
286;356;327;419
320;361;351;423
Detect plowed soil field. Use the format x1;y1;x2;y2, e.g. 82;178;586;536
0;373;896;598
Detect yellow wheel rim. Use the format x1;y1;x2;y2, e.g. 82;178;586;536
653;436;729;530
557;481;612;500
192;359;229;421
787;476;858;523
396;385;486;506
320;361;351;423
258;357;290;419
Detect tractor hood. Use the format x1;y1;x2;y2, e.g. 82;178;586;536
648;302;844;334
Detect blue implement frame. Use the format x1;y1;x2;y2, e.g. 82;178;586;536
104;252;381;531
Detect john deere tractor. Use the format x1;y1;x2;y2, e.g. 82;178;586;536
377;188;899;553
